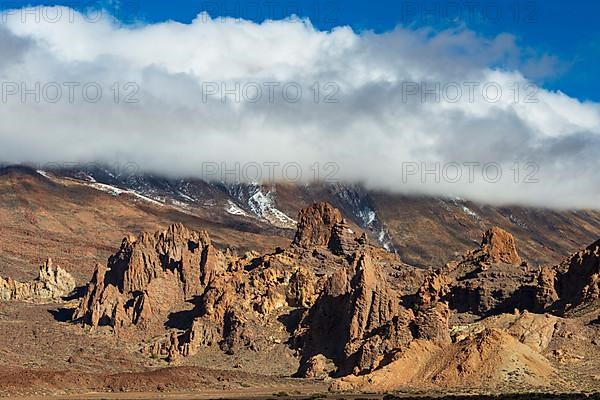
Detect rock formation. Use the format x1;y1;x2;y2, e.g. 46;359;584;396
443;227;537;315
532;265;560;312
553;239;600;314
327;219;368;257
293;202;343;248
73;223;226;333
416;269;452;308
295;249;399;374
294;241;453;376
72;204;494;378
179;253;294;355
71;203;599;392
73;202;407;375
480;226;523;265
297;354;336;379
0;258;75;303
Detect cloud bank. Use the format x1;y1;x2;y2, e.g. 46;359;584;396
0;7;599;209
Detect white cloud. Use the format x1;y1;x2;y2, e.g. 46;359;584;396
1;7;599;209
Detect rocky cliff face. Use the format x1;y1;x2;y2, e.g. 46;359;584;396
0;258;75;303
547;239;600;314
295;249;399;374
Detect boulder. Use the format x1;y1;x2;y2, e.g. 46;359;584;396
298;354;336;379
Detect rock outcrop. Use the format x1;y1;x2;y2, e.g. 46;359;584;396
0;258;75;303
327;219;368;257
295;245;455;376
480;226;522;265
507;238;600;316
71;203;589;391
293;202;343;248
297;354;336;379
443;227;536;315
532;265;560;312
296;250;399;374
553;239;600;314
73;224;226;333
413;302;451;344
71;204;479;378
416;269;452;308
178;252;294;355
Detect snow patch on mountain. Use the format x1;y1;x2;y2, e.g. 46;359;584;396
358;209;377;226
378;227;394;252
225;183;296;229
444;197;481;220
462;205;479;219
86;182;164;207
334;184;396;252
36;170;52;179
247;188;297;229
226;200;250;217
177;192;196;202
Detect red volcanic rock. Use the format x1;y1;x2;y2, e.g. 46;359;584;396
293;202;343;248
296;249;399;374
73;223;225;333
328;220;368;256
175;250;316;357
296;247;453;375
413;302;451;344
298;354;336;379
480;227;522;265
286;266;319;308
417;270;452;309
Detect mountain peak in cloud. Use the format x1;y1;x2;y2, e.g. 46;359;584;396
0;7;599;209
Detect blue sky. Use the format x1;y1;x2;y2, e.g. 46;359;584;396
2;0;599;101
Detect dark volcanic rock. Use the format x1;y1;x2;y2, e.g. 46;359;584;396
553;239;600;314
437;227;537;316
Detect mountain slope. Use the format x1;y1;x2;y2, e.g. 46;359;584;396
0;167;289;282
2;164;600;283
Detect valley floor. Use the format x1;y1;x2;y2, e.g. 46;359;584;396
1;300;600;399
